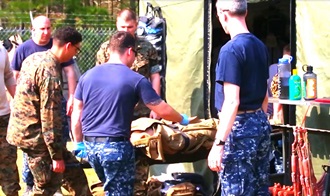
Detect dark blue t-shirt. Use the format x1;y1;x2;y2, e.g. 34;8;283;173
215;33;269;111
11;38;73;71
75;63;161;138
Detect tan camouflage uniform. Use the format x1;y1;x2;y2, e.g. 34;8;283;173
96;37;161;195
0;46;20;196
7;50;92;196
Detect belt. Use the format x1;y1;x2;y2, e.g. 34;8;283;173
84;136;129;143
237;108;262;115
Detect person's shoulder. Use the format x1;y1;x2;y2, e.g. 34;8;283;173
23;51;44;62
137;37;154;49
100;40;110;49
20;39;34;47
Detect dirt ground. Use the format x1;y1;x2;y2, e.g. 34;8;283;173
0;142;99;196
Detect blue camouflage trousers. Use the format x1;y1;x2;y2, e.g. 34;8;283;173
22;97;70;186
85;139;135;196
220;110;272;196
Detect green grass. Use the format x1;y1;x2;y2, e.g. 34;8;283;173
0;142;100;196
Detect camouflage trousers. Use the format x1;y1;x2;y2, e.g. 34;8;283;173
22;146;92;196
220;110;271;196
85;140;135;196
134;152;150;196
22;97;70;186
0;114;21;196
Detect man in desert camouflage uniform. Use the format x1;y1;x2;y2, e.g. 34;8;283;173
6;26;92;196
0;43;20;196
95;9;161;195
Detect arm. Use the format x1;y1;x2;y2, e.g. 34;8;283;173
262;90;269;113
149;72;161;119
63;65;77;116
214;82;240;142
39;71;63;161
4;51;16;97
146;100;183;123
71;98;83;142
150;72;161;95
13;70;20;81
208;82;240;172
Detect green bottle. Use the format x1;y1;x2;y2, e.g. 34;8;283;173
289;69;301;100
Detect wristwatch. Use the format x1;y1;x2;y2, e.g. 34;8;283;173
214;138;226;146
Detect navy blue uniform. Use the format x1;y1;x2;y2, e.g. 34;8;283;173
75;63;161;195
215;33;272;196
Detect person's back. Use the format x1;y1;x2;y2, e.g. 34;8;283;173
215;33;269;111
77;63;147;138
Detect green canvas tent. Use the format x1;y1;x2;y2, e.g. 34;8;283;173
139;0;330;192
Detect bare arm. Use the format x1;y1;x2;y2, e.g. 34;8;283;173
262;90;269;113
208;82;239;172
13;70;20;81
4;52;16;97
63;65;77;115
150;72;161;95
146;100;183;123
71;98;83;142
215;82;240;141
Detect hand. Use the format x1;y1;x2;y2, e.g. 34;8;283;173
66;96;74;116
180;114;189;125
207;145;224;172
52;159;65;173
149;111;160;119
74;142;87;158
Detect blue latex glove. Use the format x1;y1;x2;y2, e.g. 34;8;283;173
180;114;189;125
74;142;87;158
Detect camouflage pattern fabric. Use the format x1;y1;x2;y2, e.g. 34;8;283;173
22;147;91;196
6;50;92;195
220;110;271;196
22;96;70;186
85;140;135;195
7;51;64;160
134;155;150;196
96;37;161;118
0;114;20;196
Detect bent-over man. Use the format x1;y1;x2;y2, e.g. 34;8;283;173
7;26;92;196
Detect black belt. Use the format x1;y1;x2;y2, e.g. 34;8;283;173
84;136;129;143
237;108;262;114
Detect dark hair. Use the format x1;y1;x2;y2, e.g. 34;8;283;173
283;44;291;55
53;26;82;46
109;31;136;54
117;8;137;22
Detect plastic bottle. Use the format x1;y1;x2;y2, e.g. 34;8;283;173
302;65;317;100
278;58;291;99
289;69;301;100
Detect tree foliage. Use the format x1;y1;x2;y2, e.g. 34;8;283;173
0;0;138;29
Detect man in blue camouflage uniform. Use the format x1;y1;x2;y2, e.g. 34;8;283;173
96;9;162;195
0;44;20;196
72;31;189;195
208;0;272;195
7;26;92;196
